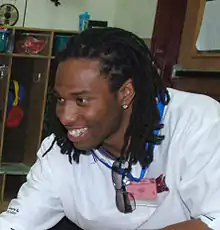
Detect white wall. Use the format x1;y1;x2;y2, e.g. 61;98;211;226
114;0;158;38
13;0;157;38
11;0;26;27
196;0;220;51
24;0;117;30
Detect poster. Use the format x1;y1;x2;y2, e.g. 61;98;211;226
196;0;220;51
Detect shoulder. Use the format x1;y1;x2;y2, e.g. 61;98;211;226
36;134;59;157
164;89;220;172
166;88;220;125
35;134;92;170
36;134;71;168
37;134;57;156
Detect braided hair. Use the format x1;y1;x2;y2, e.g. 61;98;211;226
43;27;170;169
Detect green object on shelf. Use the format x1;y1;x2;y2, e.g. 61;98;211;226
54;35;71;54
0;163;30;175
0;30;10;53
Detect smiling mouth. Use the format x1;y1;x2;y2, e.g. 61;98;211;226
68;128;88;138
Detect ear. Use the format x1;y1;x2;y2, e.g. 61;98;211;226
118;79;135;109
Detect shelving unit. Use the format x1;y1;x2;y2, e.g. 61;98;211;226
178;0;220;69
0;26;77;212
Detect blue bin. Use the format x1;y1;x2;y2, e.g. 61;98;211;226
54;35;71;54
0;30;10;52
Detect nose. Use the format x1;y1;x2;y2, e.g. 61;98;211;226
56;103;79;126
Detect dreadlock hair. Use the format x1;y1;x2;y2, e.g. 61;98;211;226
43;27;170;170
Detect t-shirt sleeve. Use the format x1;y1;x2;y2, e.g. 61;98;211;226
178;118;220;230
0;134;64;230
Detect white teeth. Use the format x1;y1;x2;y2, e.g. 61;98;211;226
69;128;87;137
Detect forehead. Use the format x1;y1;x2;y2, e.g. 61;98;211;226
55;58;109;94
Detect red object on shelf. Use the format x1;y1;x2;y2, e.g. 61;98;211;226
16;34;48;54
22;36;46;54
6;106;24;128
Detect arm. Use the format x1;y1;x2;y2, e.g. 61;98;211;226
166;117;220;230
163;219;210;229
0;135;64;230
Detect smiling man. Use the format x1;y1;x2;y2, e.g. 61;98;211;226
0;27;220;230
54;58;131;155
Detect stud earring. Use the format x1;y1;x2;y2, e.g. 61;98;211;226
122;104;128;110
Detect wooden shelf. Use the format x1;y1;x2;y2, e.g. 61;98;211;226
0;201;9;212
0;163;30;175
192;51;220;58
179;0;220;68
0;26;76;212
0;53;52;59
0;53;11;57
15;26;79;34
12;53;52;59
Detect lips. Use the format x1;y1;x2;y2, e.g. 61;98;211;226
67;127;88;142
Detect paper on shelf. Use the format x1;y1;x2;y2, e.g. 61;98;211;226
196;0;220;51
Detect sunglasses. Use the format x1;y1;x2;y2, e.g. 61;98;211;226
112;161;136;213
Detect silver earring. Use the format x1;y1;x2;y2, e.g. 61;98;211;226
122;104;128;109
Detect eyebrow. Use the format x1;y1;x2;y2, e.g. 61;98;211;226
70;90;91;96
53;89;91;96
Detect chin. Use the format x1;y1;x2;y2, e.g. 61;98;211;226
73;142;99;151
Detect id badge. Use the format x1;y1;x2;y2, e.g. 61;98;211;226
127;178;158;207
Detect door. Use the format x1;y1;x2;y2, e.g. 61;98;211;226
151;0;188;86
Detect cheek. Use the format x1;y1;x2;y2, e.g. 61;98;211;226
55;103;73;125
86;103;122;131
55;104;63;119
55;101;78;118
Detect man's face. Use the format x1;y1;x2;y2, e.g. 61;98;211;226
54;58;131;151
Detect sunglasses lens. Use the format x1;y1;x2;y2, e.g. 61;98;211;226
116;190;136;213
112;161;136;213
112;171;122;190
127;192;136;212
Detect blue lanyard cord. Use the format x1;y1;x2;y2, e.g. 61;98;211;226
92;99;165;182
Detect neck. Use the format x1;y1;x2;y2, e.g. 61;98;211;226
100;144;121;159
98;146;117;160
101;106;132;159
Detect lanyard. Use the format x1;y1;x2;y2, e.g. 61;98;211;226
92;99;165;182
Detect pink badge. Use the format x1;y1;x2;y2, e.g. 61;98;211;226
127;178;157;200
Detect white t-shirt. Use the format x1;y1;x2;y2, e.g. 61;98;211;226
1;88;220;230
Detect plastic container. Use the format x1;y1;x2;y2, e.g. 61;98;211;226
0;29;10;53
79;12;90;31
15;32;50;55
54;35;71;54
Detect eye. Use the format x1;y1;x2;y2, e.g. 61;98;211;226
56;96;65;104
76;97;89;106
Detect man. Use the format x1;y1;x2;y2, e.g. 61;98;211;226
0;27;220;230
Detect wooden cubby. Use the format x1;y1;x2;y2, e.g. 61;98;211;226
0;27;78;211
179;0;220;69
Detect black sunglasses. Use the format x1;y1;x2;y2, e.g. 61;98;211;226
112;161;136;213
